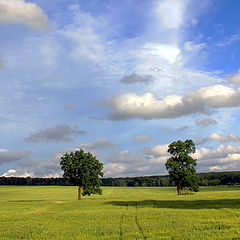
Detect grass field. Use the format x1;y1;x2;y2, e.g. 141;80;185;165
0;186;240;240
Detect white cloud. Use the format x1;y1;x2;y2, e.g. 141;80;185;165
209;166;222;171
105;92;201;120
144;144;169;157
38;38;61;66
64;25;105;62
196;85;240;108
104;84;240;120
133;42;222;97
215;34;240;47
5;142;240;178
143;143;240;173
103;149;167;177
7;150;67;178
139;43;181;64
208;133;240;142
0;0;49;31
59;8;113;70
218;153;240;163
182;41;207;65
155;0;185;29
2;169;32;177
103;163;127;177
183;41;205;53
194;144;240;160
1;1;238;178
228;72;240;84
148;156;169;164
194;144;240;173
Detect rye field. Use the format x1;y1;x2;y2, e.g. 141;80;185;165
0;186;239;240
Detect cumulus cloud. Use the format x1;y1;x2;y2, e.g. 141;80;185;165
120;73;153;84
0;0;49;31
103;150;167;177
142;142;240;171
194;144;240;160
208;133;240;142
2;169;32;177
78;138;115;151
228;72;240;84
195;84;240;107
23;153;63;177
195;117;217;126
144;144;169;158
26;124;85;142
2;139;115;178
0;149;30;165
143;143;240;174
103;163;127;177
105;92;203;120
133;135;150;143
3;149;70;177
192;144;240;172
4;147;158;178
4;142;240;178
103;85;240;120
145;142;240;161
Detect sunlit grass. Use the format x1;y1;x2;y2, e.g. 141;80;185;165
0;186;239;239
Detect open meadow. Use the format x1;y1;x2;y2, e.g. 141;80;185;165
0;186;239;240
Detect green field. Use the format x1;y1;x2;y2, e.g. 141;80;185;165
0;186;240;240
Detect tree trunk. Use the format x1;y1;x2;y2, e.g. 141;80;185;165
78;186;83;200
177;186;181;195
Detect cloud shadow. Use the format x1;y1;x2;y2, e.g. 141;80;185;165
106;199;240;209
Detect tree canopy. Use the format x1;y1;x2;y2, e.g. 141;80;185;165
165;139;199;195
60;149;103;199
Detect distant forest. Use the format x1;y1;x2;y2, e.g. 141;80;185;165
0;171;240;186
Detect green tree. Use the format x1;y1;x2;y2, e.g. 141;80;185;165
165;139;199;195
60;149;104;200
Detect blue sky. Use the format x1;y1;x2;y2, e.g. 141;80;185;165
1;0;240;177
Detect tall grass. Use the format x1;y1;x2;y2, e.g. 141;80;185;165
0;186;239;239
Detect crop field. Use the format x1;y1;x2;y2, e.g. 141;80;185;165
0;186;240;240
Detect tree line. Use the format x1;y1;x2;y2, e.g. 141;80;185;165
1;140;239;199
0;171;239;186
